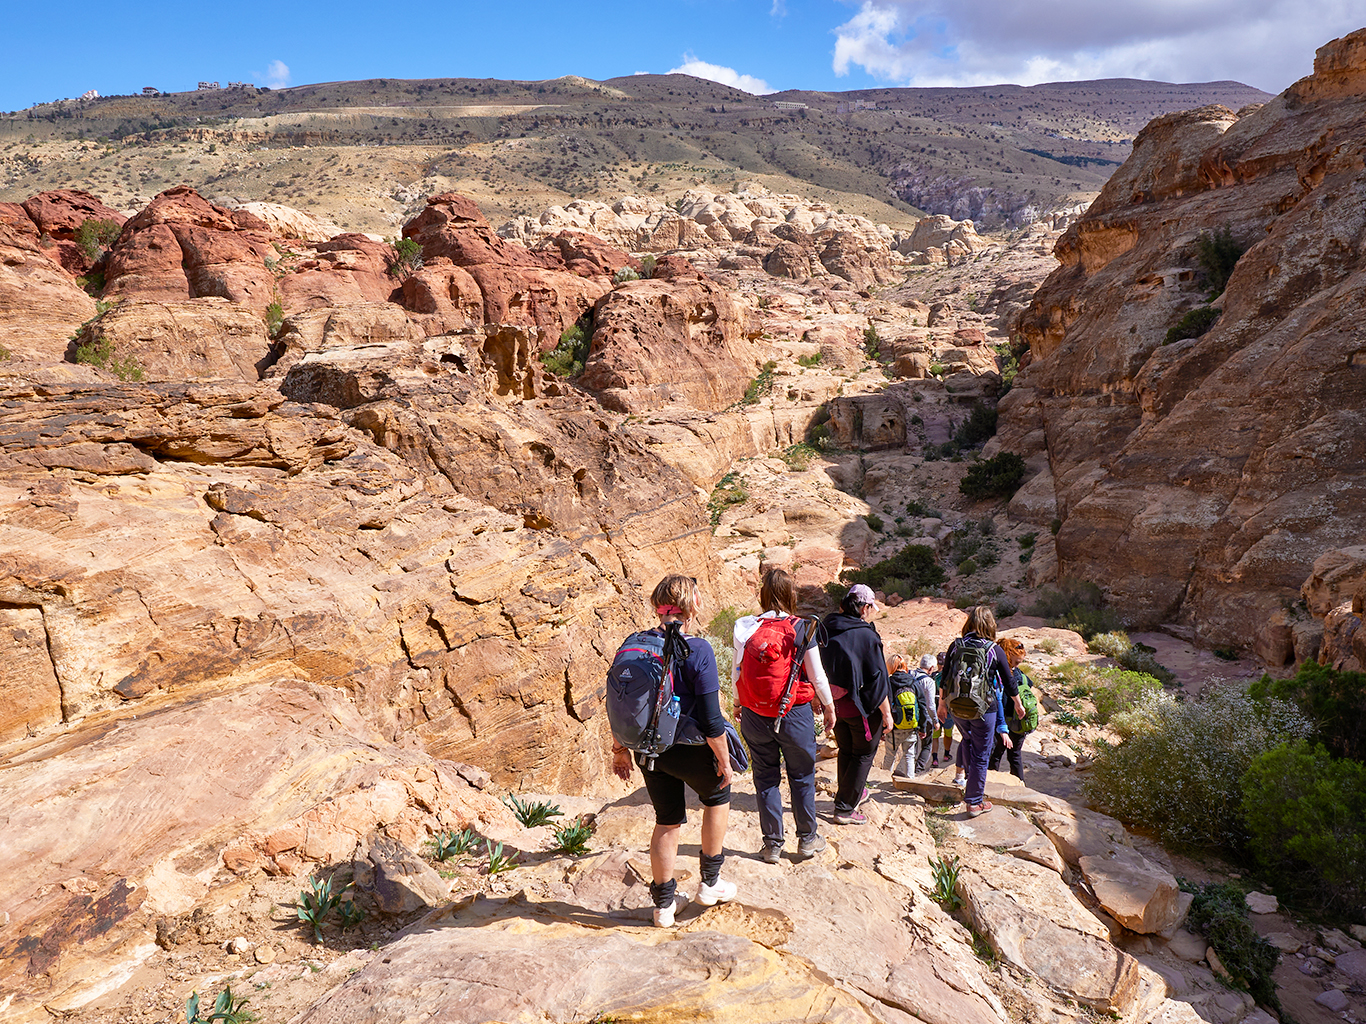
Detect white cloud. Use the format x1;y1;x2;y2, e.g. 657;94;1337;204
256;60;291;90
830;0;1364;93
668;55;773;94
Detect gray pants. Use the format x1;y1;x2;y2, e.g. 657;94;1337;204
887;730;933;776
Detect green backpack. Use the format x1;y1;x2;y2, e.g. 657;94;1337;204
1006;673;1039;733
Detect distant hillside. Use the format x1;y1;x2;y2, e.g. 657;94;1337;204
0;74;1270;235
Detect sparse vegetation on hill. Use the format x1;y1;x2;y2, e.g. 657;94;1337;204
958;451;1025;500
842;542;945;597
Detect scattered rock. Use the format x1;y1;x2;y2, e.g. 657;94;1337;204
254;945;277;964
1165;928;1209;962
1263;931;1302;953
1244;890;1278;914
1316;988;1350;1012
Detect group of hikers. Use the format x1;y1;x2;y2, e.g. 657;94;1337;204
606;567;1038;927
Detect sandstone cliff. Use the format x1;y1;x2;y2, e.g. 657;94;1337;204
1002;28;1366;651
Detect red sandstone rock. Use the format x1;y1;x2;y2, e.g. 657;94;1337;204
579;277;760;413
20;189;126;242
0;213;96;360
278;234;399;311
403;193;560;270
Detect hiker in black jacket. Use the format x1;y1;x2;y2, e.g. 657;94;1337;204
819;584;892;824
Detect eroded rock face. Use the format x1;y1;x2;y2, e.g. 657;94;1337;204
579;276;759;413
72;298;273;381
0;203;98;359
1001;28;1366;646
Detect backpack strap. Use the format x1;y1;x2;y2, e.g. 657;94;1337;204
641;623;687;769
773;615;819;733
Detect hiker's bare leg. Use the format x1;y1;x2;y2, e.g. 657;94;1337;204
650;823;681;884
701;802;729;857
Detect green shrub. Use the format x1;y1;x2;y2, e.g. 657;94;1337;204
863;323;881;358
707;472;748;525
738;361;778;406
76;268;105;296
386;236;424;279
1018;532;1036;549
1241;740;1366;910
1182;880;1279;1010
1028;578;1120;640
957;558;978;576
797;351;823;367
905;498;943;520
959;452;1026;500
613;266;640;284
779;442;820;471
542;318;592;377
1247;660;1366;762
1164;306;1220;345
186;984;254;1024
1086;631;1174;683
864;513;884;533
953;403;998;449
551;818;594;856
1085;688;1312;849
1091;668;1162;725
264;301;284;338
995;597;1019;618
1088;631;1131;658
74;217;121;261
74;335;145;381
843;543;945;592
0;343;9;361
638;254;656;279
1194;225;1245;296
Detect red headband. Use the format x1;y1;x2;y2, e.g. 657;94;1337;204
656;605;685;616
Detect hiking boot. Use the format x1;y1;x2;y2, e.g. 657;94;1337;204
795;834;827;860
760;841;783;864
696;878;737;906
832;809;867;825
952;773;966;787
652;893;687;928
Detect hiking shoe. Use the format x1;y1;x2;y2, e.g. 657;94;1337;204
696;878;737;906
931;755;939;768
952;773;966;788
832;809;867;825
652;893;687;928
967;801;994;818
857;786;870;807
795;834;827;860
760;842;783;865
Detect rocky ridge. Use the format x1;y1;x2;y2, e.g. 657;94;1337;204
1001;27;1366;651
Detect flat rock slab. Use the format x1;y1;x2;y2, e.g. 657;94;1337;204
880;946;1006;1024
1245;890;1278;914
955;806;1065;874
294;897;881;1024
1338;948;1366;986
892;766;1023;804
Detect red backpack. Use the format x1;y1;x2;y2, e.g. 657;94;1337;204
737;615;816;719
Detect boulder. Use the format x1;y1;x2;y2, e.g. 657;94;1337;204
354;837;451;915
72;298;273;381
0;208;97;360
1078;846;1185;935
579;277;758;413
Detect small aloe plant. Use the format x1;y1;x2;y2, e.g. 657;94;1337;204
186;983;253;1023
504;793;564;828
297;874;350;942
484;840;519;875
337;898;366;930
928;854;963;911
430;827;478;861
551;819;594;856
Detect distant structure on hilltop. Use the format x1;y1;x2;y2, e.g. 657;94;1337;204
80;90;98;101
142;87;159;96
197;81;220;91
835;100;880;114
227;81;248;90
773;101;807;112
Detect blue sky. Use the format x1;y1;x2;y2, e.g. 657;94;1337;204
2;0;1360;112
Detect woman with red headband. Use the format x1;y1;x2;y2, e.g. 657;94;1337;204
610;574;736;927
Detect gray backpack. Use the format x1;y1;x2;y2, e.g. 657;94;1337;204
945;636;996;721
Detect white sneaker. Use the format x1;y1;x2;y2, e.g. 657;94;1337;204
696;878;737;907
652;893;687;928
953;774;966;788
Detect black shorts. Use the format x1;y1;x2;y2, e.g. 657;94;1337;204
638;743;731;826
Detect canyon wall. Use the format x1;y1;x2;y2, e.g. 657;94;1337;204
1001;28;1366;651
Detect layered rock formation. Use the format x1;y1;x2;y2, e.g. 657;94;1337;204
1001;28;1366;648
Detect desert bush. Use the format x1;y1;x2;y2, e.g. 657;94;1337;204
905;498;943;520
1181;880;1280;1010
74;217;120;260
264;301;284;338
843;543;945;592
738;360;778;406
707;471;748;525
957;557;978;576
994;596;1019;618
1028;578;1120;640
1087;631;1131;658
613;265;640;284
386;236;423;279
1087;631;1174;683
638;254;656;278
1085;688;1312;849
797;351;823;367
864;513;884;533
1247;660;1366;762
778;442;819;471
74;335;145;381
959;452;1026;500
1194;225;1245;296
953;403;998;449
1241;740;1366;910
1090;668;1162;725
541;319;592;378
1164;306;1220;345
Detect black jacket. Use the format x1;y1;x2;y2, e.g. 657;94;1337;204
819;612;889;721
